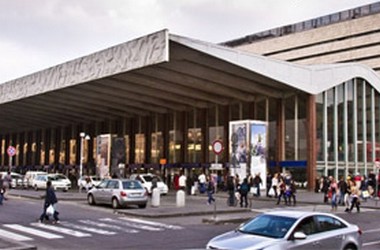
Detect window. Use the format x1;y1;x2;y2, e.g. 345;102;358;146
294;216;318;235
98;180;108;189
315;215;346;232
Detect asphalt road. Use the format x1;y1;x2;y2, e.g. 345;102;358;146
0;194;380;249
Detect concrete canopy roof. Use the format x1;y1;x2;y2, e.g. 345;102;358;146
1;29;379;134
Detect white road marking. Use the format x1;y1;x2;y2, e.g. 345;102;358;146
363;228;380;233
78;220;139;233
99;218;163;231
121;217;183;230
3;224;63;239
363;240;380;246
0;228;33;241
60;222;116;235
31;222;92;237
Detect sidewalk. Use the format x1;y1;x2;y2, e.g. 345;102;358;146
8;188;380;218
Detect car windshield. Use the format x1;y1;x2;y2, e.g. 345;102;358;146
123;180;143;190
239;214;297;239
142;175;161;182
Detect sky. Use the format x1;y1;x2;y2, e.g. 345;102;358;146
0;0;379;84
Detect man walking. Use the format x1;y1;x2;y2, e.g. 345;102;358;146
39;180;60;223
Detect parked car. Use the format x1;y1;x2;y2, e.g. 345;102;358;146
77;175;102;190
23;171;47;188
32;174;71;192
87;179;148;209
130;173;169;195
0;172;24;188
206;211;362;250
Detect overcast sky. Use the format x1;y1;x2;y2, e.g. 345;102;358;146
0;0;378;84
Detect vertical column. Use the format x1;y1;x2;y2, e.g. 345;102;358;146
307;94;317;192
276;99;285;172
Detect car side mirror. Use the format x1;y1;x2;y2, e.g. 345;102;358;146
293;232;307;240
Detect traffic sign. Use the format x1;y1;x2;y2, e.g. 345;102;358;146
212;140;224;155
7;146;16;157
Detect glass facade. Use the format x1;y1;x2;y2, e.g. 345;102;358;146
316;78;380;178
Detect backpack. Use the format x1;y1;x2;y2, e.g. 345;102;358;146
240;183;249;194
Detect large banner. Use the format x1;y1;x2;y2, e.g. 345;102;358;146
229;121;249;181
229;120;267;189
96;134;111;179
250;121;267;191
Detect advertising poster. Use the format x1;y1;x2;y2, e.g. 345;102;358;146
250;121;267;191
229;121;248;181
96;134;111;179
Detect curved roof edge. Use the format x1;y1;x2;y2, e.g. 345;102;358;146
170;33;380;95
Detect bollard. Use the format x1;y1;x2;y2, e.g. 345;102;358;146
151;188;160;207
176;190;185;207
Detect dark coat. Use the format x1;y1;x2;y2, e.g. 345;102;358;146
44;187;58;205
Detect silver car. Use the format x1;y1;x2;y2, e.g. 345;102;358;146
207;211;362;250
87;179;148;209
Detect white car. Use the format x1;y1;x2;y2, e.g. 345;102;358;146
130;173;169;195
23;171;48;188
78;175;102;190
207;211;362;250
32;174;71;192
0;172;24;188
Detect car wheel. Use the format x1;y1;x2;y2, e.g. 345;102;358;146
112;198;120;209
343;244;357;250
87;194;96;205
138;203;147;209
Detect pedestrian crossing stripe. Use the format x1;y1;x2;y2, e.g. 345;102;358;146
59;222;117;235
99;218;163;231
78;219;139;234
31;222;92;237
120;217;183;230
3;224;63;239
0;228;33;241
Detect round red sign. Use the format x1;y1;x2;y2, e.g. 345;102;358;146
212;140;224;155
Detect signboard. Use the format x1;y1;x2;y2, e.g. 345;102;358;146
7;146;16;157
212;140;223;155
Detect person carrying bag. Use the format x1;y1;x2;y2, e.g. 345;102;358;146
39;180;60;223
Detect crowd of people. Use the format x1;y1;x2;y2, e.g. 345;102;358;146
315;171;380;213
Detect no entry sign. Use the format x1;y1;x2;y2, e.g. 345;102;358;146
7;146;16;157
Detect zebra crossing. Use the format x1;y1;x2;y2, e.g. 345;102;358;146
0;217;183;242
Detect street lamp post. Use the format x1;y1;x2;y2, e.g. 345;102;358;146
79;132;90;193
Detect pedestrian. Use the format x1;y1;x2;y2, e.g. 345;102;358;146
3;171;11;200
0;174;4;205
276;177;288;205
347;185;361;213
337;176;347;206
206;176;215;205
238;178;249;208
288;179;297;206
321;176;330;203
198;172;206;194
271;173;279;198
329;176;338;212
253;173;262;197
226;176;235;206
151;174;158;193
39;180;60;223
178;171;186;191
344;177;353;212
266;172;272;197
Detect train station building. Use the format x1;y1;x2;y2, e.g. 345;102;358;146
1;2;380;190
